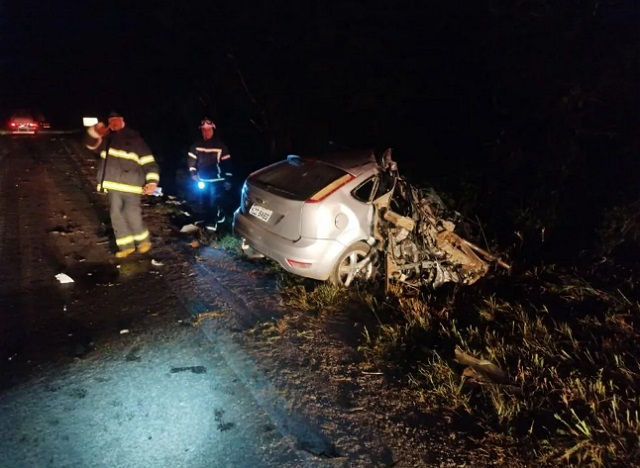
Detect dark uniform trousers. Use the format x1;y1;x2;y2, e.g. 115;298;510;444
107;191;149;250
201;182;227;225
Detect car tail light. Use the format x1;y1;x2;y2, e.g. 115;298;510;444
306;174;354;203
286;259;313;269
9;122;16;128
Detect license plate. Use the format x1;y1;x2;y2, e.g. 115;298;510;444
249;204;273;222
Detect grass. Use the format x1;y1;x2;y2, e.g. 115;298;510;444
409;353;472;413
274;257;640;466
278;273;349;312
216;233;243;254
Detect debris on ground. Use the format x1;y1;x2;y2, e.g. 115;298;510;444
180;223;200;233
454;347;509;385
55;273;74;284
184;310;223;327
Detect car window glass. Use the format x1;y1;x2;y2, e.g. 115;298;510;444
251;160;348;201
352;177;375;202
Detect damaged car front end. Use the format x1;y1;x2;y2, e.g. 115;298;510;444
371;149;510;290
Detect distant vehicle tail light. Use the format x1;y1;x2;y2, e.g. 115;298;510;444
9;122;16;128
286;259;313;269
306;174;354;203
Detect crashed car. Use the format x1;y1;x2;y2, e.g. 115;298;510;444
233;148;508;288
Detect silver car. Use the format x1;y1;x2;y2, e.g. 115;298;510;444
233;150;394;285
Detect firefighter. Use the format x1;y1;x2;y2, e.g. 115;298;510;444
85;111;160;258
187;118;232;231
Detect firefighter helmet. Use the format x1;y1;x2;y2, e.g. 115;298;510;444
199;118;216;130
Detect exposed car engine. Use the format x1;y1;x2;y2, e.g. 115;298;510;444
372;149;510;290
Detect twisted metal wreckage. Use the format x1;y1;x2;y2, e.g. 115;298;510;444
365;149;510;291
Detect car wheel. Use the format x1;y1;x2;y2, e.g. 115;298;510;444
329;241;378;287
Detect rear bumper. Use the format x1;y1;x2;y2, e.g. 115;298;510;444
10;125;38;134
233;209;346;281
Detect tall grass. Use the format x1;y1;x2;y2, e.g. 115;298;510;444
397;270;638;465
280;263;640;466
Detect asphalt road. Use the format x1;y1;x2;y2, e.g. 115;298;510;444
0;134;340;468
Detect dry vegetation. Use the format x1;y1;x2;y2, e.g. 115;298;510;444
269;247;640;467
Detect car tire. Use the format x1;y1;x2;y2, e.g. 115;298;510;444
329;241;378;287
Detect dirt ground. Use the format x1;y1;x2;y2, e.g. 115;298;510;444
0;135;538;467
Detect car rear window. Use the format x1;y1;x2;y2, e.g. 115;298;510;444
250;159;348;201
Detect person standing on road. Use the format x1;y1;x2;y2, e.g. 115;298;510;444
187;118;232;231
85;111;159;258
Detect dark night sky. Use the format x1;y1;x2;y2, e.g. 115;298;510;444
1;1;639;190
0;2;474;128
1;1;482;175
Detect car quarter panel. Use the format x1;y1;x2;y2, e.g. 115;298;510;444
299;185;374;246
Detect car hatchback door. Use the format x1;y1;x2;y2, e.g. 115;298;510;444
241;157;352;241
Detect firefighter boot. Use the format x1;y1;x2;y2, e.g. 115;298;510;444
137;241;152;254
115;247;136;258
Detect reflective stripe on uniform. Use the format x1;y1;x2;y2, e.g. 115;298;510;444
195;147;222;154
133;230;149;242
145;172;159;182
100;148;141;163
139;155;155;165
116;235;135;247
188;152;198;159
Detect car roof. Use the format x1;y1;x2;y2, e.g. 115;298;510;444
298;149;379;176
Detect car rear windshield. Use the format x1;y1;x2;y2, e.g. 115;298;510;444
250;159;348;201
